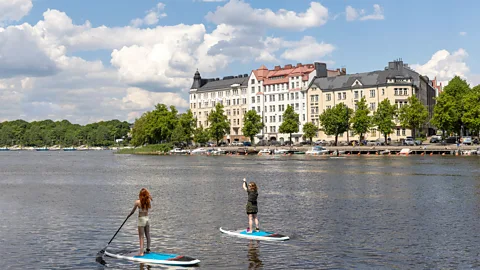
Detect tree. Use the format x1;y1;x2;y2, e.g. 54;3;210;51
430;93;458;138
242;110;264;145
350;97;371;142
207;103;230;145
373;99;397;144
441;76;471;135
319;103;350;146
178;110;196;144
279;105;299;145
398;95;428;139
193;125;210;145
462;85;480;134
302;122;317;144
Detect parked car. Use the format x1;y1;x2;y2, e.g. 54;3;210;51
462;136;472;145
404;137;415;146
315;140;327;145
230;141;242;146
430;137;441;143
256;140;268;146
300;141;312;145
445;136;457;144
474;138;479;145
243;141;252;147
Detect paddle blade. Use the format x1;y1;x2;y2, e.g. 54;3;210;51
95;249;107;266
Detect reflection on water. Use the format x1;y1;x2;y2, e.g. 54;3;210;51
1;152;480;269
247;241;262;269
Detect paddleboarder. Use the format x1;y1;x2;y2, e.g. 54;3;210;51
243;178;259;233
127;188;152;256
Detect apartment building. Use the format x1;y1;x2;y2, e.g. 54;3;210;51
307;60;436;142
248;63;346;144
189;70;249;143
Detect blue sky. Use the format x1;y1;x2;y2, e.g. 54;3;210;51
0;0;478;124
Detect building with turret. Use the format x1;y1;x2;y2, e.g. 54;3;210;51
189;71;250;143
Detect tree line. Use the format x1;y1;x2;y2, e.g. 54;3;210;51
0;119;131;147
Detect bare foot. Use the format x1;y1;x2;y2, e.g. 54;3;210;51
137;253;144;256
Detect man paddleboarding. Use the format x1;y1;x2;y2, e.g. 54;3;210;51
243;178;259;233
127;188;152;256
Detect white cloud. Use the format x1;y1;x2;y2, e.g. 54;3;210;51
346;4;384;21
281;36;335;62
459;31;467;36
411;49;470;85
206;0;329;31
0;0;32;24
130;3;167;28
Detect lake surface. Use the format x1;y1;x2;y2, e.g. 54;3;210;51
1;151;480;269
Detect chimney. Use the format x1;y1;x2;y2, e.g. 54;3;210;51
274;65;281;71
314;62;327;78
341;67;346;74
284;64;293;69
296;63;302;67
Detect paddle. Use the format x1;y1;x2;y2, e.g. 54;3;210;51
95;214;131;265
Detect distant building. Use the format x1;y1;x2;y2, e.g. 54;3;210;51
307;59;436;142
430;77;443;97
247;63;346;144
189;71;249;143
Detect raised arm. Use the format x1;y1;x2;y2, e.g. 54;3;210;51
127;200;138;218
242;178;248;191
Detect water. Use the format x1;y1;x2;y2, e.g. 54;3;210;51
1;151;480;269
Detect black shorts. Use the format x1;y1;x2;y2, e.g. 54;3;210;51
246;202;258;215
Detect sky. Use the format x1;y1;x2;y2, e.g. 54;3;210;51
0;0;479;124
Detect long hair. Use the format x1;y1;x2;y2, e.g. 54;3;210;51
248;182;258;191
139;188;152;210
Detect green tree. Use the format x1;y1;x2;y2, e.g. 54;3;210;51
398;95;428;139
178;110;196;144
430;93;458;138
302;122;317;144
319;103;350;146
373;99;397;144
207;103;230;145
242;110;264;145
279;105;299;145
350;97;371;142
462;85;480;134
442;76;471;135
193;125;210;145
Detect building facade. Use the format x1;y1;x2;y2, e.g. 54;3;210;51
307;60;436;142
189;71;249;143
248;63;346;144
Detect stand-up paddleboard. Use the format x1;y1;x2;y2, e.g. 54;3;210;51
220;227;289;241
105;250;200;266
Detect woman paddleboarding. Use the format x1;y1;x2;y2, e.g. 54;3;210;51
243;178;259;233
127;188;152;256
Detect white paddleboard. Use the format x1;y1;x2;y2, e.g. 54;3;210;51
105;250;200;266
220;227;289;241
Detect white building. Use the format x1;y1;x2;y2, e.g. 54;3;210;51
247;63;346;144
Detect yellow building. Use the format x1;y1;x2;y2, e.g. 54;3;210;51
307;60;436;143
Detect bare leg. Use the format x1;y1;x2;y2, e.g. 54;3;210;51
248;214;253;232
138;226;145;256
253;214;259;230
144;222;151;251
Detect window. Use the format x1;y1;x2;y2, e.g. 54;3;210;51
257;96;260;103
278;105;282;111
243;98;247;105
273;116;276;122
252;107;255;111
291;93;294;100
193;103;196;109
382;89;385;96
311;96;315;102
272;95;275;102
295;92;299;99
252;97;255;103
403;88;408;95
265;116;267;123
371;129;377;137
233;110;236;116
326;94;331;101
251;87;255;93
397;128;400;136
315;95;319;102
326;105;331;109
296;82;299;87
394;88;398;96
343;92;346;100
338;93;342;100
370;102;376;111
303;114;305;121
199;102;202;108
258;86;261;92
370;90;375;98
199;112;202;116
295;103;299;110
279;115;282;122
251;79;255;84
291;82;294;89
402;129;406;136
303;103;305;110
